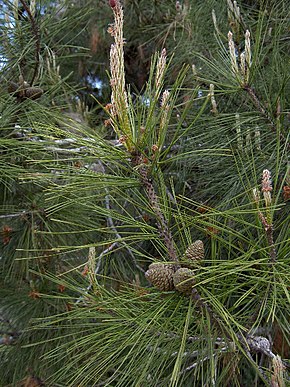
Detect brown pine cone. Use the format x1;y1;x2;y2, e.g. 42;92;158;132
8;82;43;100
7;81;19;94
185;240;204;263
145;263;174;291
25;87;43;100
173;267;195;295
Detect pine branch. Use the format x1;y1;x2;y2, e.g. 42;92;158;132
19;0;40;85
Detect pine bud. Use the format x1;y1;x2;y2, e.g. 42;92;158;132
173;268;195;295
145;263;174;291
261;169;272;207
228;31;239;78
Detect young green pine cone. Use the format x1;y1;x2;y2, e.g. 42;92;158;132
173;267;195;295
145;263;174;291
185;240;204;263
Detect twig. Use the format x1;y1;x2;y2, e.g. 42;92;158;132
243;85;274;125
265;225;277;263
19;0;40;85
238;334;275;359
46;146;87;154
0;211;27;219
182;349;228;373
258;211;277;263
148;337;229;360
132;153;179;264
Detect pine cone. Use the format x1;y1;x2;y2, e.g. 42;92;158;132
7;81;19;94
145;263;174;291
8;82;43;100
185;240;204;263
173;268;195;295
25;87;43;100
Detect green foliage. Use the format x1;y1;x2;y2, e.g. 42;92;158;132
0;0;289;385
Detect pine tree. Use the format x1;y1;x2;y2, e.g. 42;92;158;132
0;0;289;385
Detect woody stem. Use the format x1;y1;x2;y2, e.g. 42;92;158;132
133;155;178;263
